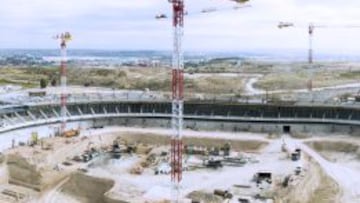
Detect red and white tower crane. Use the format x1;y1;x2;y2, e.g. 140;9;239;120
167;1;250;201
308;23;315;64
169;0;184;201
279;22;360;64
279;22;360;92
54;32;72;135
278;22;320;64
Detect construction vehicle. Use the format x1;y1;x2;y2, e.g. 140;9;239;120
79;149;99;163
73;155;83;162
62;129;80;138
204;158;223;169
81;153;91;162
295;148;301;158
295;166;302;175
253;171;272;185
111;141;121;159
126;143;137;154
291;153;299;161
222;142;231;156
213;189;233;199
208;143;232;156
30;132;38;146
238;196;251;203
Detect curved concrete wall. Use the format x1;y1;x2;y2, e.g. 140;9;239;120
0;101;358;152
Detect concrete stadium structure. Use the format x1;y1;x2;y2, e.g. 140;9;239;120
1;101;359;135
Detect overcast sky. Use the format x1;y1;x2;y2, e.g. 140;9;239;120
1;0;360;53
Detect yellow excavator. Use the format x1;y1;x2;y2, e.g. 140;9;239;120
62;129;80;138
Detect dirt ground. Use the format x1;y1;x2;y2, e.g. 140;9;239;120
253;62;360;91
1;127;358;203
2;132;118;193
275;154;340;203
46;128;338;203
302;137;360;203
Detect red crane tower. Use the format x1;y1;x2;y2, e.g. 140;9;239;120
279;22;360;91
169;0;184;201
278;22;319;64
167;1;250;201
279;22;360;64
54;32;72;135
308;23;315;64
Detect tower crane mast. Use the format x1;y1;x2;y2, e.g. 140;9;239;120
167;1;250;202
279;22;360;92
54;32;72;135
279;22;360;64
308;24;314;64
169;0;184;201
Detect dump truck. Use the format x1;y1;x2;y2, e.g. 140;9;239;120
111;142;121;159
62;129;80;138
253;171;272;185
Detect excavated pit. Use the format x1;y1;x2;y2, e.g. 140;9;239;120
2;128;350;203
49;131;269;203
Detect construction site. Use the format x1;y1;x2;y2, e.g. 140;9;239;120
0;90;358;203
0;123;359;203
0;0;360;203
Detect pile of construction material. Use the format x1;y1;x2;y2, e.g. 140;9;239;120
72;147;100;163
184;142;259;170
109;137;153;157
184;142;231;156
106;137;155;175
